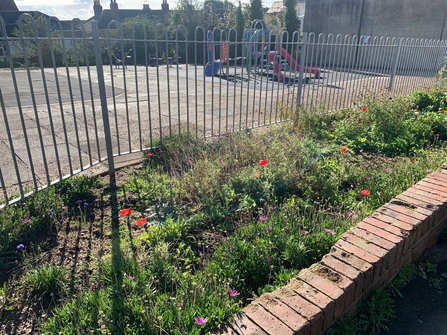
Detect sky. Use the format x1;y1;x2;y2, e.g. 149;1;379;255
14;0;276;21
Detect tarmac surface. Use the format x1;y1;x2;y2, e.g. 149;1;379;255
385;241;447;335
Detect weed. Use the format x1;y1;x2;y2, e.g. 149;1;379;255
23;264;67;300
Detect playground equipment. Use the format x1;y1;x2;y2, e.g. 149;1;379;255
111;48;132;69
204;31;221;76
245;29;321;82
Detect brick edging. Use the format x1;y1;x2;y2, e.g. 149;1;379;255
212;165;447;335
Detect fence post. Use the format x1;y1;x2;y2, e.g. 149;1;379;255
297;32;308;106
91;20;115;182
389;38;403;91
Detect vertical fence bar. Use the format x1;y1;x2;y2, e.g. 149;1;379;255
296;33;307;107
0;168;8;206
389;38;402;91
91;20;115;181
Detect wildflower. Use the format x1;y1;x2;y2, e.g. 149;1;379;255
129;275;134;280
147;153;153;157
229;289;240;297
63;213;68;217
136;218;147;227
384;168;391;174
365;176;371;181
48;211;54;217
364;164;370;168
362;107;367;111
266;226;273;232
341;146;348;154
76;200;83;204
425;169;432;173
254;172;261;178
259;215;268;222
259;159;268;167
60;219;65;224
16;244;25;250
301;230;309;236
347;211;353;217
84;202;89;207
324;228;336;235
361;189;370;196
267;257;272;262
23;218;30;224
194;317;207;326
178;301;184;307
120;208;132;216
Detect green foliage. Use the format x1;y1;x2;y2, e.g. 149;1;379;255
412;89;447;112
283;0;301;34
23;265;67;299
249;0;264;22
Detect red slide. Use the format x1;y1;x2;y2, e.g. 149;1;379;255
280;48;321;79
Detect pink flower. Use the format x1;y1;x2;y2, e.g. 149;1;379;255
254;172;261;178
229;289;240;297
324;228;335;235
301;230;309;236
194;317;207;326
259;215;268;222
129;275;134;280
384;168;391;174
266;226;273;232
267;257;272;262
178;301;184;307
425;169;432;173
23;219;30;224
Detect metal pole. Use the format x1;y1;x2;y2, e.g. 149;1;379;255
297;32;308;106
389;38;403;91
91;20;115;181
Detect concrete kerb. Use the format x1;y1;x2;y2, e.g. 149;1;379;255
212;164;447;335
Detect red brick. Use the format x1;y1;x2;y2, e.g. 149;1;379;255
227;312;268;335
411;234;431;261
371;212;418;247
330;246;374;291
400;190;445;217
296;268;346;320
406;187;447;205
428;171;447;183
357;221;405;259
338;233;387;279
414;183;447;197
426;174;447;188
289;278;335;330
344;295;364;321
244;303;294;335
310;263;355;310
418;180;447;193
350;226;398;266
376;210;425;240
256;294;310;334
273;286;323;335
381;202;433;231
320;254;365;301
395;194;442;228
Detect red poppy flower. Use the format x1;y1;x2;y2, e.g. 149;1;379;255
341;146;348;154
362;107;367;111
120;208;132;216
147;153;153;157
360;190;370;196
136;218;147;227
259;159;268;167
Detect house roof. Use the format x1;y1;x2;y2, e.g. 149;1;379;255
0;0;19;12
93;8;164;29
266;1;305;16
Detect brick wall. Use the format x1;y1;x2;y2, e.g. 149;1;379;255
212;164;447;335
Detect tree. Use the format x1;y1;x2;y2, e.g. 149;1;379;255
283;0;301;34
249;0;264;23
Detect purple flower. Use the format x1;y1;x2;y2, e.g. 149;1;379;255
347;211;354;217
425;169;432;173
301;230;309;236
266;226;273;232
129;275;134;280
63;213;68;217
59;219;65;224
48;211;54;217
384;168;391;174
229;289;240;297
194;317;207;326
178;301;184;307
267;257;272;262
23;218;30;224
259;215;268;222
16;244;25;250
76;200;83;204
324;228;336;235
83;202;89;207
365;176;371;181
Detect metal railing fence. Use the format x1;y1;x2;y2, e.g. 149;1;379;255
1;14;447;207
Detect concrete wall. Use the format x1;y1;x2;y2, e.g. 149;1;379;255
303;0;447;40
